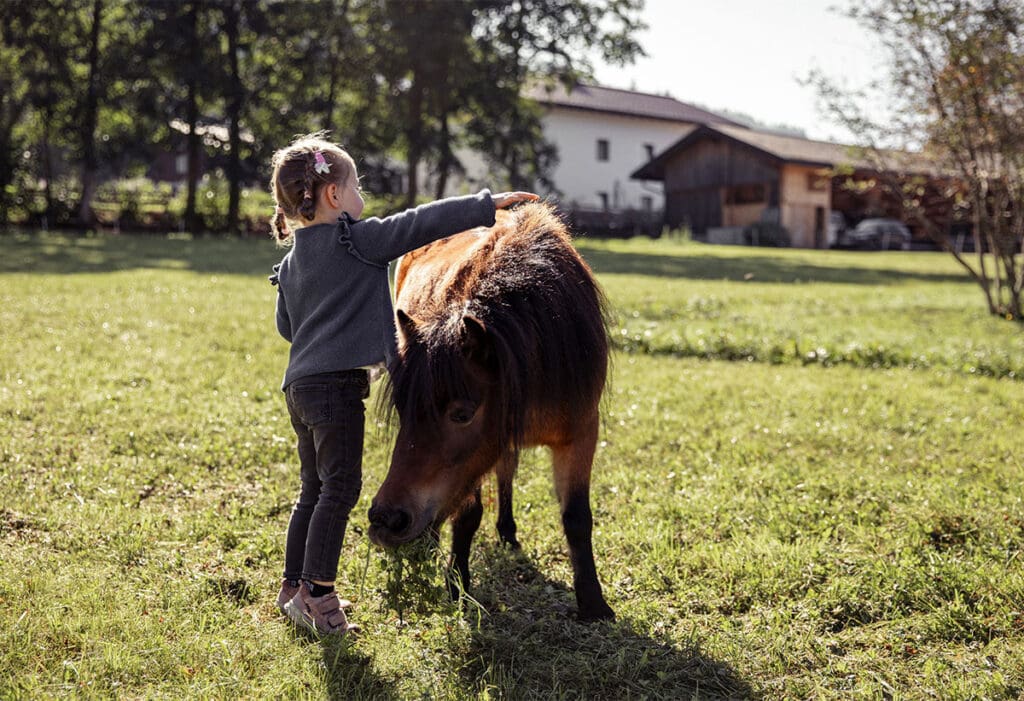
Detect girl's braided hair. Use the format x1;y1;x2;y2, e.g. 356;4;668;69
269;132;357;246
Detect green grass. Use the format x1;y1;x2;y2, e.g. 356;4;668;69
2;231;1023;699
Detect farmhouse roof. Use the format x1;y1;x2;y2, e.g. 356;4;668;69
526;83;744;126
632;123;940;179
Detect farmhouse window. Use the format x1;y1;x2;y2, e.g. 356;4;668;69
641;195;653;212
726;183;766;204
597;139;609;162
807;172;830;191
598;192;609;210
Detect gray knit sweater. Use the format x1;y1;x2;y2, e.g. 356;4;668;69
273;190;495;389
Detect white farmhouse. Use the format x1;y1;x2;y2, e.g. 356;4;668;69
445;83;741;235
525;83;741;217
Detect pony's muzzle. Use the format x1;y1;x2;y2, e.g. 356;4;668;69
367;502;413;546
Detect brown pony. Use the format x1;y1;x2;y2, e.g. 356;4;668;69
368;202;614;621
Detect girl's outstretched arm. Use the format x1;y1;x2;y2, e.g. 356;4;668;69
349;190;541;266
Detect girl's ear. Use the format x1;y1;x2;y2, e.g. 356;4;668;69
322;182;339;208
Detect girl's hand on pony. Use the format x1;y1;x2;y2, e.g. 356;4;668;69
493;192;541;209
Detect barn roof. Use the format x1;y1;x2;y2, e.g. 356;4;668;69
526;83;745;127
633;123;939;179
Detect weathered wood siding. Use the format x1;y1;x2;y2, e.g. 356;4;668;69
663;137;780;234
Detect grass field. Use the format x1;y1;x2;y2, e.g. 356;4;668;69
2;231;1023;699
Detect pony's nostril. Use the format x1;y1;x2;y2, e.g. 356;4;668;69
369;505;412;534
387;509;411;534
368;504;387;529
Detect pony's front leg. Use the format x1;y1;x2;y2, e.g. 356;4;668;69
495;453;520;549
553;419;615;622
448;486;483;599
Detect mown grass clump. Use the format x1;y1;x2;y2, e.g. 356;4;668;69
2;232;1022;698
375;536;455;624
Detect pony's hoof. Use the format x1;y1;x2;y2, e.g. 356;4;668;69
500;536;521;551
577;603;615;622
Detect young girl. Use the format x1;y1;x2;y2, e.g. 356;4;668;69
269;133;537;635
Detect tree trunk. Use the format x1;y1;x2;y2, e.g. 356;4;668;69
184;2;200;234
77;0;103;227
0;146;8;225
404;76;424;209
323;0;350;132
224;0;241;235
969;181;998;316
41;106;54;228
0;105;24;227
323;41;338;133
434;113;452;200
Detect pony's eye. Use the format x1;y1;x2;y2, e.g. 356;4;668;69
447;400;477;425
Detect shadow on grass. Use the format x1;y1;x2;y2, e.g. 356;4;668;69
10;230;967;290
461;543;756;699
5;230;280;276
580;246;967;286
285;626;401;700
319;636;401;701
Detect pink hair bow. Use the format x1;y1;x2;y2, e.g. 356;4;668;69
313;151;331;175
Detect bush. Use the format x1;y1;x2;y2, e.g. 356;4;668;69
13;171;421;235
8;174;81;227
94;178;174;229
167;175;225;232
166;175;275;236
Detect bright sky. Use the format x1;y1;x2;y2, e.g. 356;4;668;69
593;0;888;143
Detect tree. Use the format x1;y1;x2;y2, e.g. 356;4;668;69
2;0;157;228
465;0;645;190
181;2;206;234
220;0;244;235
811;0;1024;320
134;1;223;233
0;1;83;227
358;0;473;207
77;0;104;225
212;0;280;234
0;5;31;226
2;0;645;232
362;0;645;206
237;1;386;214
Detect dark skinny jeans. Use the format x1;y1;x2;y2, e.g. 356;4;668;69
282;370;369;583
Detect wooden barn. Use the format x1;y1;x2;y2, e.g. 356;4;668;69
632;123;945;248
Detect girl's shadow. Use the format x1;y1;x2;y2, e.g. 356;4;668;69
284;624;399;700
459;542;756;700
319;636;399;701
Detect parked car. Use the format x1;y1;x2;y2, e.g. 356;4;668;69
839;218;912;250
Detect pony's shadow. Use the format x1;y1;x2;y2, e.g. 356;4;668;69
460;542;756;700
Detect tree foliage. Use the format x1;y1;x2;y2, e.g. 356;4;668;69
812;0;1024;320
0;0;644;233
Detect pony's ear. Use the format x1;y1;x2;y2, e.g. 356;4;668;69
461;314;494;368
395;309;423;347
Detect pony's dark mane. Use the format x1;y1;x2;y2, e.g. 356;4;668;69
384;204;610;450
